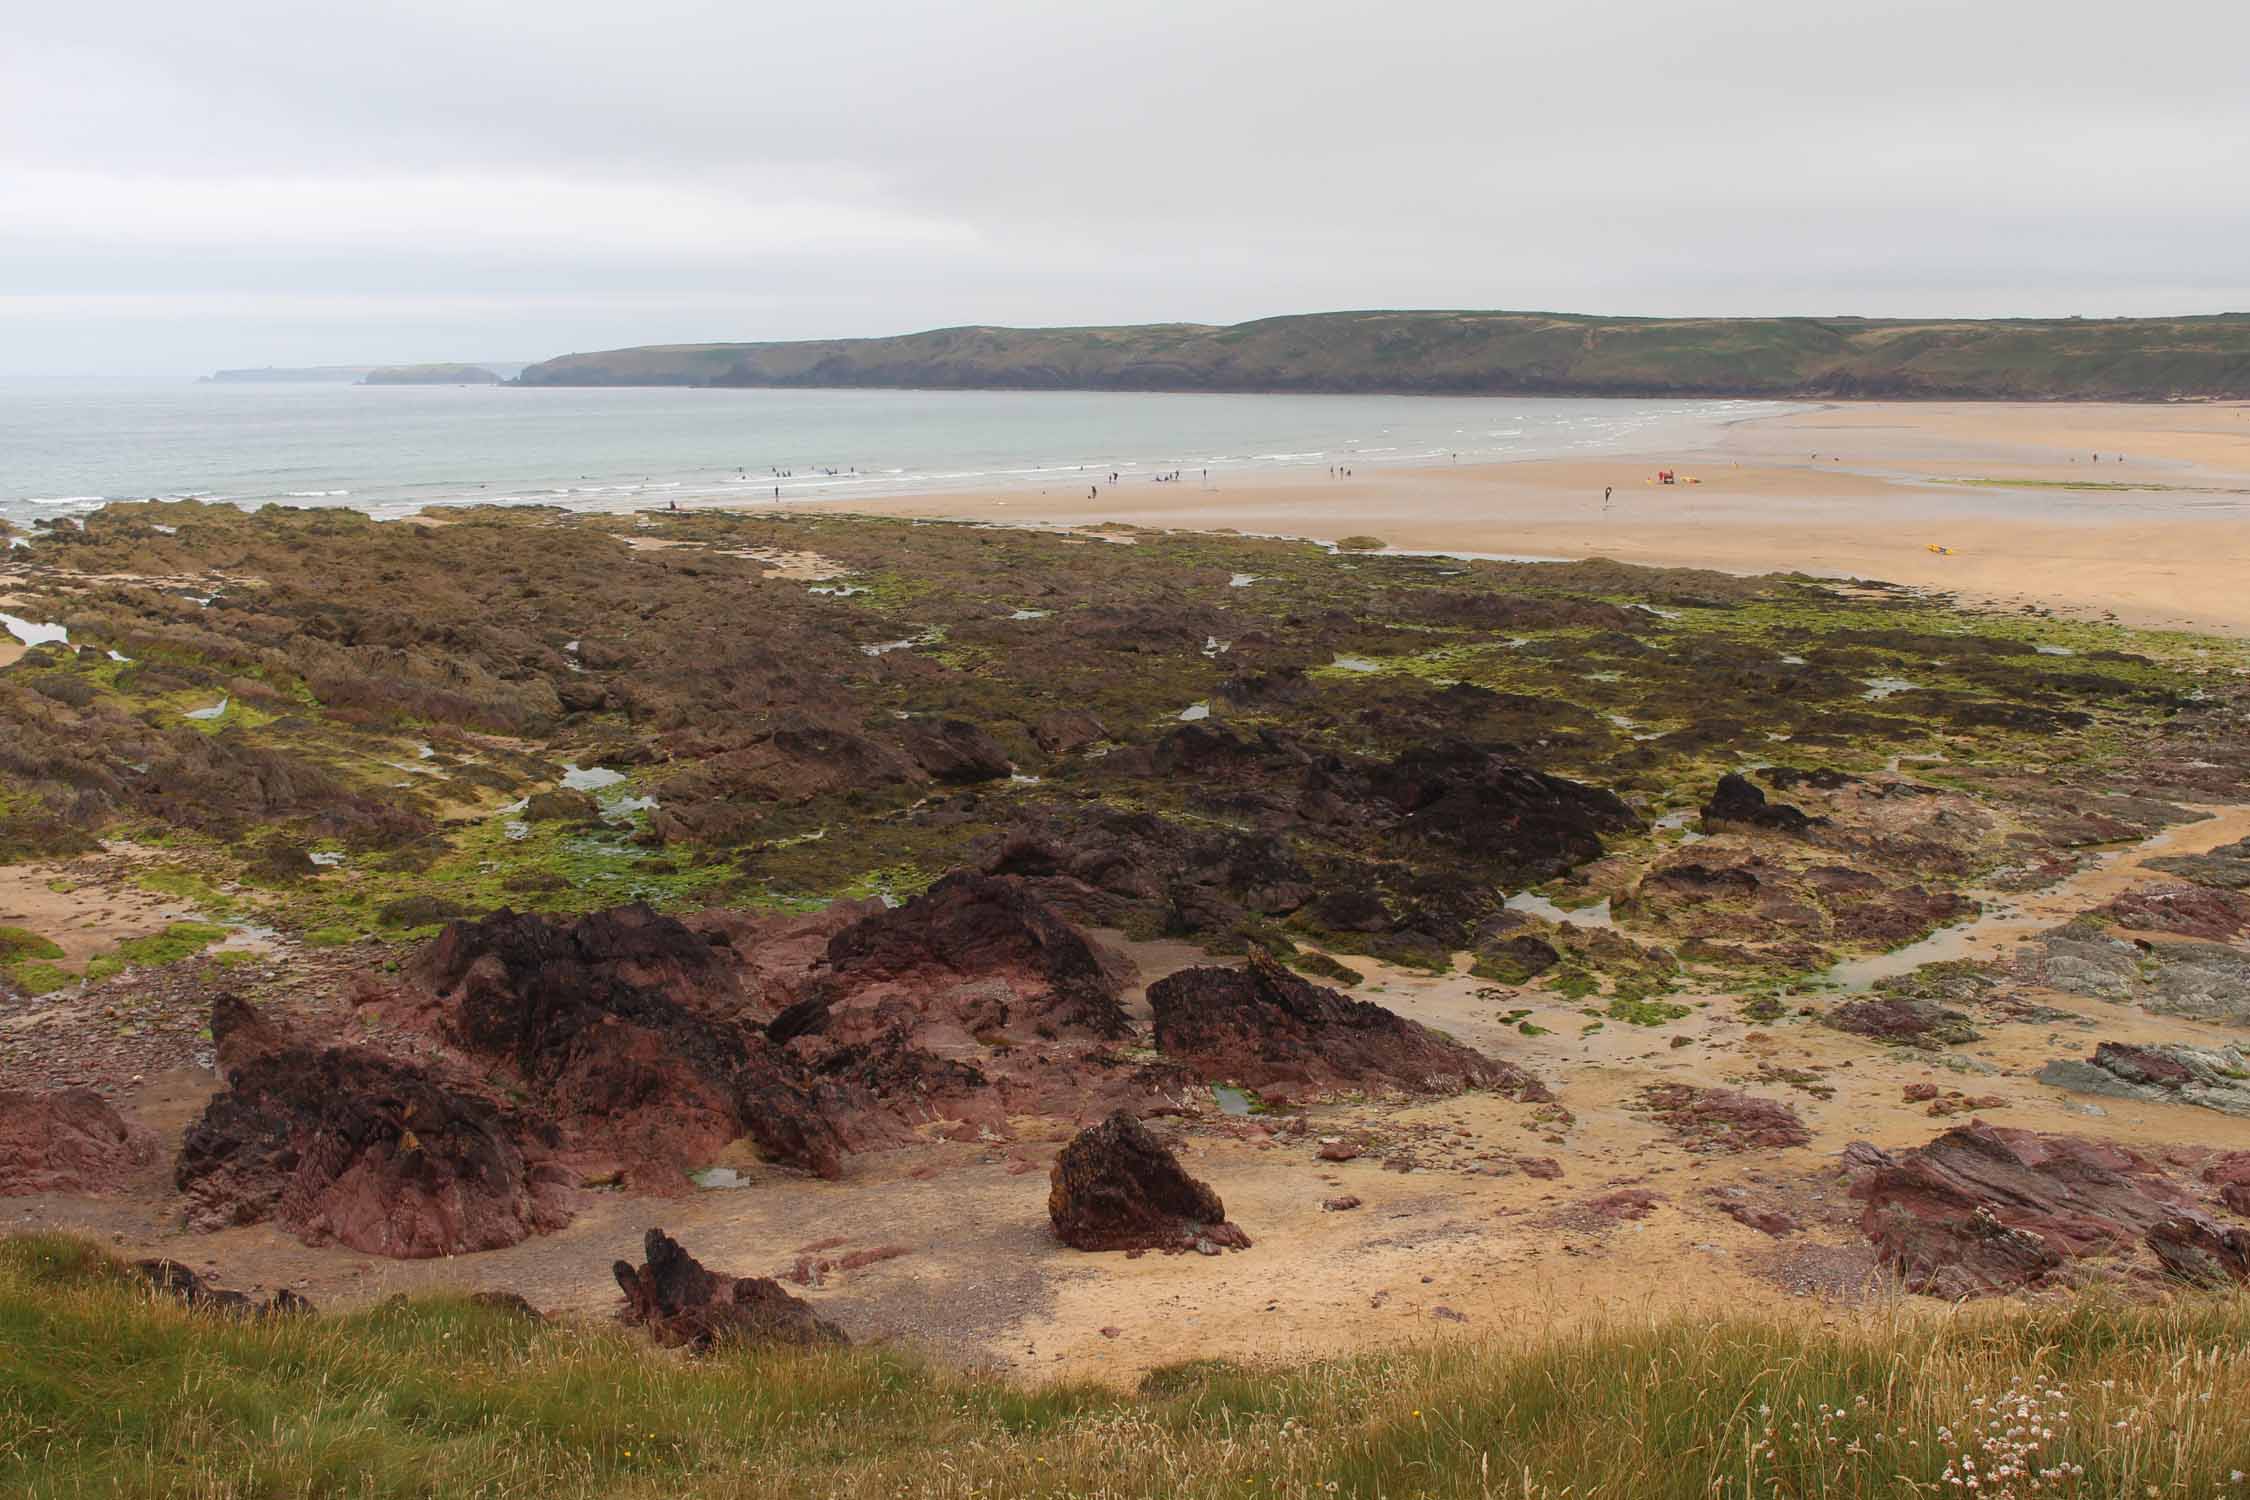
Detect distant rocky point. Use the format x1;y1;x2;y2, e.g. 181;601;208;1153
205;366;379;383
203;362;526;384
361;363;502;386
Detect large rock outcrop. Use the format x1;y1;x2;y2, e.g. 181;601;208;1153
1149;950;1548;1101
177;996;574;1258
412;904;844;1184
1048;1111;1250;1253
2036;1041;2250;1117
0;1088;157;1195
614;1228;847;1350
1852;1122;2250;1296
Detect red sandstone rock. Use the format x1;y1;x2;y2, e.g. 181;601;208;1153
2095;883;2250;941
412;905;845;1185
614;1228;846;1350
1149;950;1548;1101
1048;1111;1250;1253
820;872;1138;1041
1852;1122;2250;1297
177;996;575;1258
0;1087;157;1195
1636;1085;1811;1153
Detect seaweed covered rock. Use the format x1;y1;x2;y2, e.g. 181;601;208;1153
1702;772;1824;834
413;905;844;1184
0;1088;158;1195
614;1228;846;1350
1048;1111;1251;1253
1852;1122;2250;1296
1824;996;1983;1049
178;996;574;1258
1150;951;1548;1101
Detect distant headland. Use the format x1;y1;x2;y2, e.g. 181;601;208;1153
202;361;528;384
511;309;2250;402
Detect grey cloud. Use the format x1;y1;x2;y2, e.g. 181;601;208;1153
4;0;2246;373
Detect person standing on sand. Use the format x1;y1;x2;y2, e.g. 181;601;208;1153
1604;486;1612;507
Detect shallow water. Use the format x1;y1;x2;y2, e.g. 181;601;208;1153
1817;806;2250;990
0;380;1795;526
1505;892;1616;930
1;614;68;649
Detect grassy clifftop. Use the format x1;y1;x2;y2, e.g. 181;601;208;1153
4;1233;2247;1498
515;309;2250;400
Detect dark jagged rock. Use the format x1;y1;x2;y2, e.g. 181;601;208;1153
2036;1041;2250;1117
1030;709;1108;755
414;904;844;1184
1851;1122;2250;1296
613;1228;846;1350
2146;1216;2250;1287
1361;742;1639;860
1472;933;1561;984
178;996;575;1258
522;788;602;823
1760;766;1862;793
822;872;1135;1040
133;1258;314;1317
1702;772;1824;834
900;718;1013;784
1636;1085;1811;1153
985;733;1631;963
1825;996;1983;1049
0;1087;158;1195
1049;1111;1250;1253
1150;951;1548;1101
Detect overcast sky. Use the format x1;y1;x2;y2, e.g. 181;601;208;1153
5;0;2247;374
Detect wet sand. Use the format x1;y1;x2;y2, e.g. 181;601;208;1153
835;401;2250;636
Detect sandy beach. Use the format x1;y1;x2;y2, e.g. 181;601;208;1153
840;400;2250;636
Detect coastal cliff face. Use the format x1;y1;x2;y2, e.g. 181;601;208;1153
515;309;2250;400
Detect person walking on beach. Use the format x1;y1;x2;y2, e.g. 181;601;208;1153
1603;486;1612;509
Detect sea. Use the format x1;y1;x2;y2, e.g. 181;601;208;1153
0;378;1793;531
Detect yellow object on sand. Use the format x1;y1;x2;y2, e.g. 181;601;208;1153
1926;544;1953;555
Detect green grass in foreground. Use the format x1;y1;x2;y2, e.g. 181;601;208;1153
5;1237;2250;1497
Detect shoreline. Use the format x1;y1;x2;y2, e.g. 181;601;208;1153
798;399;2250;636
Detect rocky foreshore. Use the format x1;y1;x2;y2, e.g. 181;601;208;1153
3;499;2249;1373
